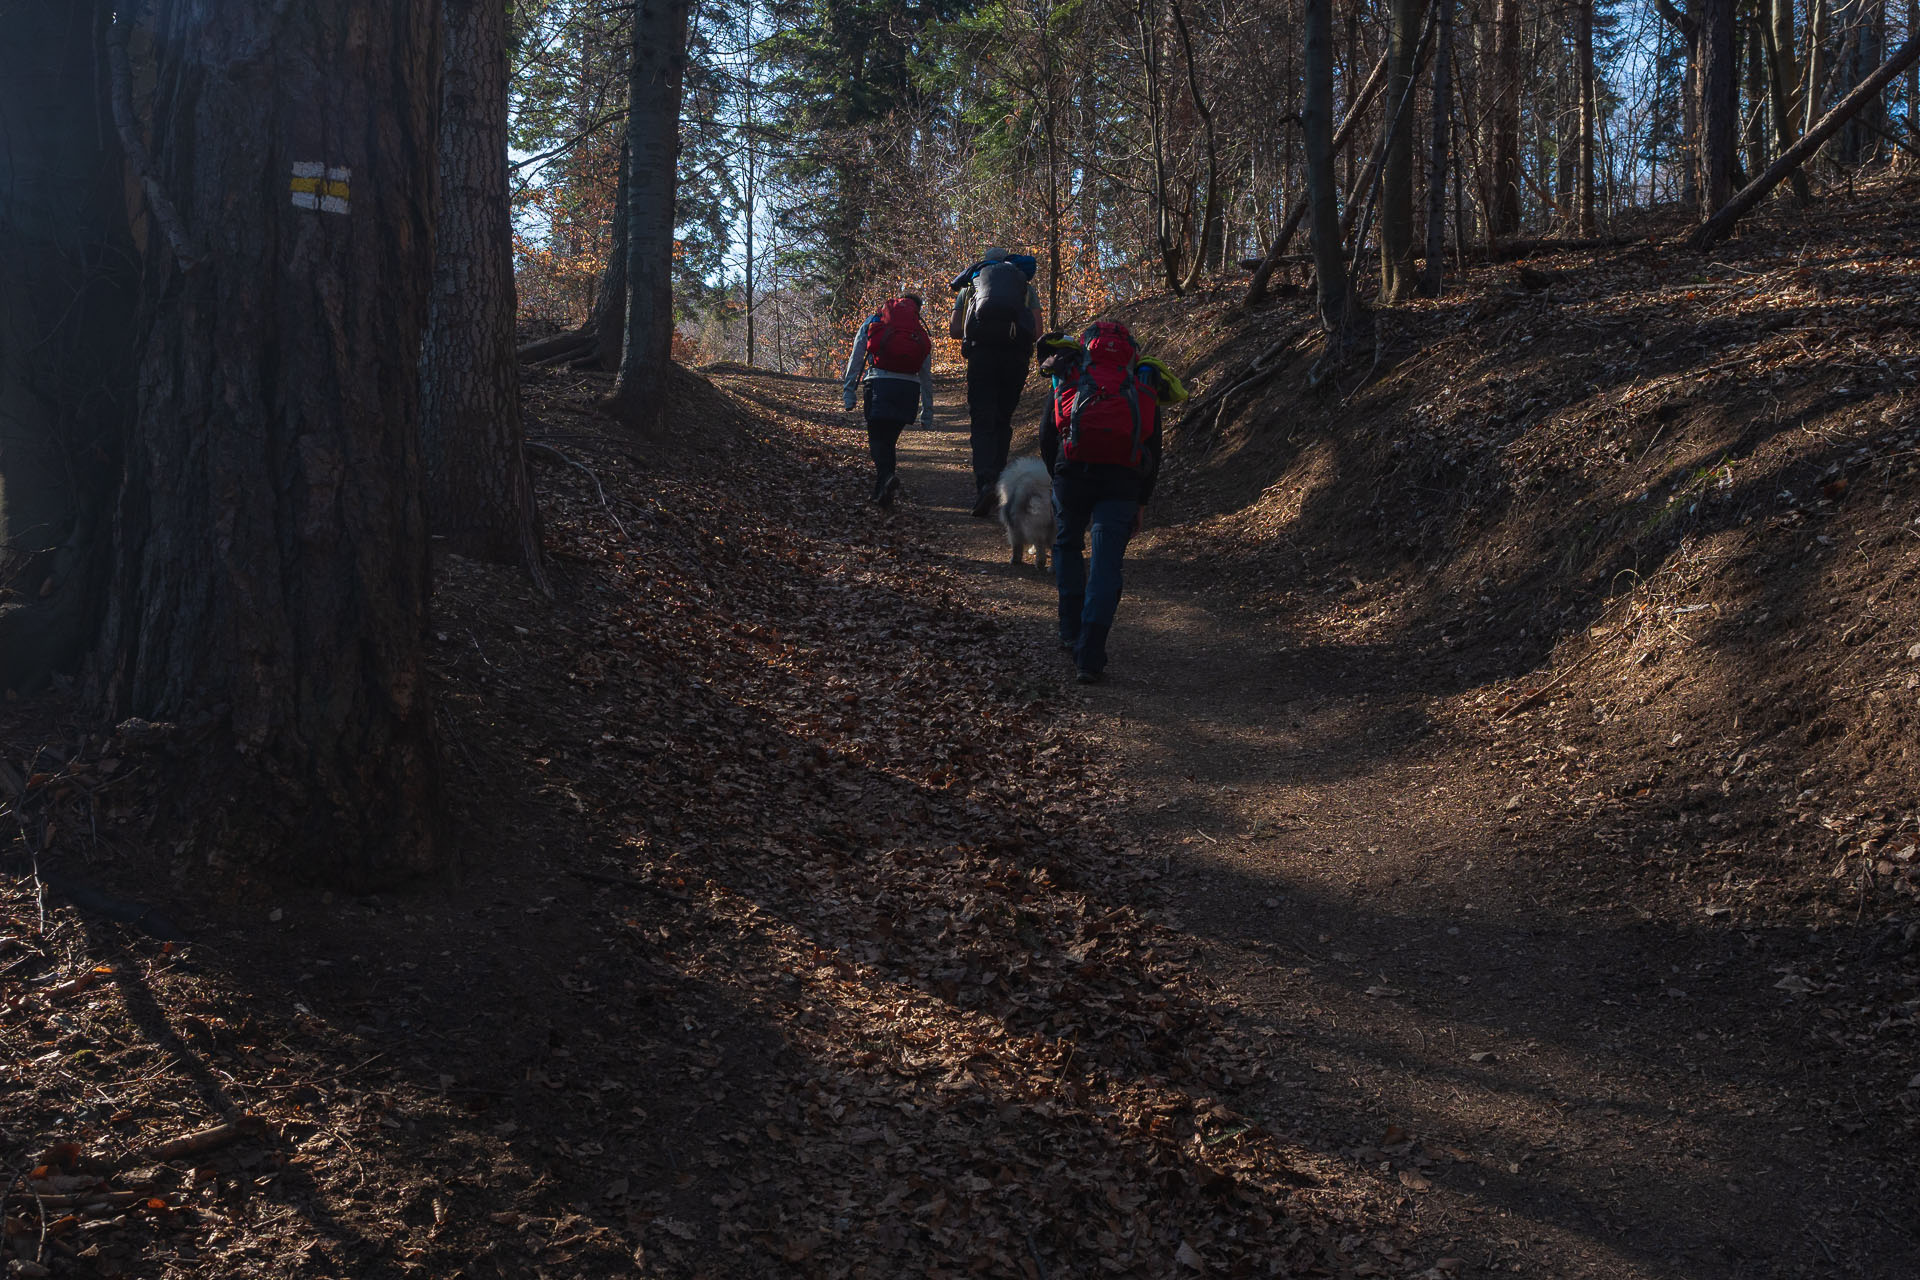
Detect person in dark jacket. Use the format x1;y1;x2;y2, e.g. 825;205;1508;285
1037;327;1185;683
949;247;1044;516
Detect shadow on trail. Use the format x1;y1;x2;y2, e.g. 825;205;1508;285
1156;837;1920;1277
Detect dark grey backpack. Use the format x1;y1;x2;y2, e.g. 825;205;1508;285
963;261;1035;349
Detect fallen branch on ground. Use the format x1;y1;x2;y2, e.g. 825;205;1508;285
517;327;597;365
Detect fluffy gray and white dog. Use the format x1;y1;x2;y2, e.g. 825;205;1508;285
996;457;1055;572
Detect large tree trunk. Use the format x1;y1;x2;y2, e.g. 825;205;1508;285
97;0;443;888
1576;0;1598;234
0;0;138;692
607;0;691;423
1698;0;1740;214
1379;0;1426;301
1490;0;1524;237
1304;0;1360;340
1076;19;1102;312
1421;0;1457;296
421;0;545;584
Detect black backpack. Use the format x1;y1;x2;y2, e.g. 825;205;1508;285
963;261;1036;350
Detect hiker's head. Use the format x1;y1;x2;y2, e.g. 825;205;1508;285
902;293;922;306
983;246;1011;263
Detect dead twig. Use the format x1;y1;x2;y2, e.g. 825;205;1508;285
20;1189;154;1211
1181;325;1311;437
526;441;632;542
252;1052;389;1093
126;1115;268;1168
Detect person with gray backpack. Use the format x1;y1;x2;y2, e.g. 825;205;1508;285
949;247;1042;517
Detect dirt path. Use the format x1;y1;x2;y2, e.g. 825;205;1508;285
893;375;1920;1279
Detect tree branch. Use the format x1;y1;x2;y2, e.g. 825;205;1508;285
1691;34;1920;250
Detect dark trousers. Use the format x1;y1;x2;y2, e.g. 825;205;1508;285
863;379;917;480
866;420;905;477
965;346;1031;493
1052;472;1138;675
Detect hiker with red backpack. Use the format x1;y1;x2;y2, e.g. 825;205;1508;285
1037;321;1187;683
949;247;1044;517
841;294;935;507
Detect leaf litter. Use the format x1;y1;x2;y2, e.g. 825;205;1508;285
0;364;1412;1277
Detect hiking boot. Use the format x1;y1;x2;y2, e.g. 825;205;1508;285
970;487;996;518
876;472;899;507
1075;668;1103;685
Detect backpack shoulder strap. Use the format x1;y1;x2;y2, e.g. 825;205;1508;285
1066;361;1099;445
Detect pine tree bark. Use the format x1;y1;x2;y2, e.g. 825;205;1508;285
1698;0;1740;214
607;0;691;424
1490;0;1524;238
421;0;545;584
1421;0;1457;296
97;0;443;888
0;0;138;691
1380;0;1426;301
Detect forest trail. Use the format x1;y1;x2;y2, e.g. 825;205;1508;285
6;354;1914;1280
878;371;1920;1279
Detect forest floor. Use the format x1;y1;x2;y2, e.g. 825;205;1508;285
4;184;1920;1280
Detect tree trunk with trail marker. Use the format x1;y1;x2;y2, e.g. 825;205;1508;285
0;0;139;692
96;0;443;888
421;0;546;585
607;0;691;425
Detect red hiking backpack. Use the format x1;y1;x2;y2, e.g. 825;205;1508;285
1056;321;1157;468
869;297;932;374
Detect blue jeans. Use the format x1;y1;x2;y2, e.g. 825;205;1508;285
1052;483;1137;674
